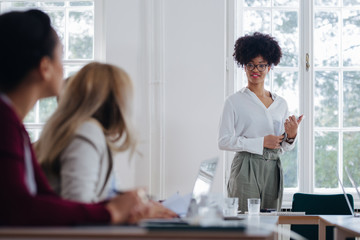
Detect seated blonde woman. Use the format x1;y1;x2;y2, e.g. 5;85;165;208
36;62;151;203
0;9;174;225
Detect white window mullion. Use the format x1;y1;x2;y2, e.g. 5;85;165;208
224;0;237;197
338;8;344;186
35;101;40;124
65;4;69;60
300;0;314;194
94;0;104;61
339;130;344;186
339;6;343;183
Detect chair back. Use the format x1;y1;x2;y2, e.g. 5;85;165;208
291;193;354;240
292;193;354;215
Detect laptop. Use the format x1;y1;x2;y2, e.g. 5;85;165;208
140;157;219;225
187;157;219;215
345;166;360;201
337;171;360;217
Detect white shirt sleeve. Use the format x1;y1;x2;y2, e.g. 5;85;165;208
59;136;102;203
281;138;297;151
280;103;297;152
218;98;264;155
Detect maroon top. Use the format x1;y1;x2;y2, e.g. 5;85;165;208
0;97;111;226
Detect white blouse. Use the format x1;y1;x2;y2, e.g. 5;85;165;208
218;87;296;155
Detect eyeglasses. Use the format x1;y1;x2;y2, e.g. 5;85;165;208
245;63;269;72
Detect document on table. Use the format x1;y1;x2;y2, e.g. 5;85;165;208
162;193;192;216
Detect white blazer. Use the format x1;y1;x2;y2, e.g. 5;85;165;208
44;119;114;203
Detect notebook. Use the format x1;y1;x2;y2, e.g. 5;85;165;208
337;171;360;217
140;157;219;225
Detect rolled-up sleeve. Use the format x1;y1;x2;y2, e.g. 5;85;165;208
280;104;297;152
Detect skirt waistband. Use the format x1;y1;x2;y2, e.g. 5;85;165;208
235;148;282;161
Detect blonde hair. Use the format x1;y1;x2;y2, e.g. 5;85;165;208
36;62;136;165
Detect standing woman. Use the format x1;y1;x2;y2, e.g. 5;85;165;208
218;32;302;212
0;9;173;226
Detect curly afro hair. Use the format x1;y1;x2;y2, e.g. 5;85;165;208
233;32;282;67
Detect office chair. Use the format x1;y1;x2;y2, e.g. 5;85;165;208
291;193;354;240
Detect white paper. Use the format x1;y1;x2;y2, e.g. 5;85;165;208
162;192;192;216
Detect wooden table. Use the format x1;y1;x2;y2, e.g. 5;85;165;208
320;215;360;240
278;215;324;239
278;215;360;240
0;216;279;240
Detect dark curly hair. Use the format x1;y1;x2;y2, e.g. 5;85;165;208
233;32;282;67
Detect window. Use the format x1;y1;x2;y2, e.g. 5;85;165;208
313;1;360;192
0;0;101;142
230;0;360;206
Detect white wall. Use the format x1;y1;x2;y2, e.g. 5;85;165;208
104;0;227;200
103;0;142;191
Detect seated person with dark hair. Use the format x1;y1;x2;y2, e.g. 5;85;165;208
0;9;175;226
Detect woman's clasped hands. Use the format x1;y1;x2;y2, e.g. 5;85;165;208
264;114;304;149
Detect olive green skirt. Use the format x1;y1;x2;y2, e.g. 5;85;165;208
227;148;283;213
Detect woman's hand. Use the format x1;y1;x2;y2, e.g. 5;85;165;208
126;201;177;224
285;115;303;139
105;189;177;224
264;135;284;149
105;190;144;224
146;201;178;219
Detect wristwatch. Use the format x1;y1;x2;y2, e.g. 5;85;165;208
283;133;295;144
286;137;295;144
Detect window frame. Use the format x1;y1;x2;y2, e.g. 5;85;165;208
0;0;105;141
227;0;359;208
